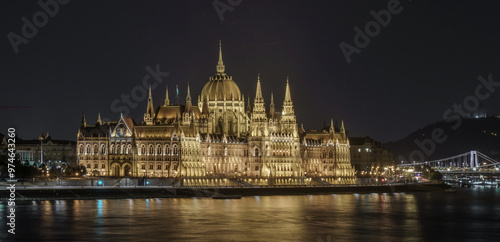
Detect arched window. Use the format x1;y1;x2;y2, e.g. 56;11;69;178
165;145;170;155
126;145;131;154
140;145;146;155
79;145;84;154
173;145;178;155
86;145;91;154
115;145;119;154
157;145;162;155
120;145;125;155
86;164;91;168
100;144;106;155
93;145;98;154
255;148;259;157
329;150;333;159
110;144;114;155
149;145;154;155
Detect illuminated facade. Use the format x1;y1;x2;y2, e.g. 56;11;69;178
77;43;355;184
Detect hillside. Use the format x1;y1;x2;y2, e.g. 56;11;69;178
383;117;500;162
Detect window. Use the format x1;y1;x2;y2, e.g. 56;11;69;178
157;164;161;170
149;145;154;155
101;145;106;155
94;164;98;169
149;164;153;169
126;145;131;154
94;145;98;154
173;145;178;155
86;145;91;154
115;145;119;154
101;164;105;169
79;145;84;154
157;145;162;155
255;148;259;157
165;145;170;155
255;165;259;171
141;145;146;155
165;164;169;170
173;164;178;170
141;164;146;170
87;164;91;168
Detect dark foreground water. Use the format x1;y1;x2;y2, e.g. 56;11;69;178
1;186;499;241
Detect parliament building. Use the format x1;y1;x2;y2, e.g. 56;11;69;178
77;43;355;185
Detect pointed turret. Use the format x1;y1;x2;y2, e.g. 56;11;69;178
255;74;263;100
329;118;335;133
269;92;275;118
246;95;251;113
280;77;297;135
186;83;192;112
252;74;266;120
284;76;293;105
147;85;154;116
164;85;170;106
216;40;225;74
282;76;295;115
81;113;87;127
97;112;102;125
202;95;209;115
144;85;154;125
341;120;345;134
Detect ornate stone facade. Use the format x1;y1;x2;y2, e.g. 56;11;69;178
77;42;355;184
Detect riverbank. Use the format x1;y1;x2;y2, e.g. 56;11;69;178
0;183;450;201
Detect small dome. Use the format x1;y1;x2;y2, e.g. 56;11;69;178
201;74;241;101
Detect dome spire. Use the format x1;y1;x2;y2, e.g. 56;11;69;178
216;40;225;73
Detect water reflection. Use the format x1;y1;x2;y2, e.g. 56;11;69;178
1;187;499;241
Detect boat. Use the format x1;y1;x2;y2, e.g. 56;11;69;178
444;189;458;193
212;194;242;199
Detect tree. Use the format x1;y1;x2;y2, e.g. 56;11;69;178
430;170;443;181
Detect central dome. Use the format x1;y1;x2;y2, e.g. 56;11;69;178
201;74;241;101
201;41;242;101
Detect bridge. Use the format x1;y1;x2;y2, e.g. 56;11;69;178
397;151;500;186
397;151;500;172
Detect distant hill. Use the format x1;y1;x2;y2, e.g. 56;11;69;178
383;117;500;163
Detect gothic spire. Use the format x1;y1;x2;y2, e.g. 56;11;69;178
186;83;192;103
255;74;263;100
146;85;154;117
246;95;251;112
164;84;170;106
97;112;102;125
186;83;192;112
216;40;225;74
270;92;275;118
284;76;292;104
341;120;345;134
330;118;335;133
81;113;86;127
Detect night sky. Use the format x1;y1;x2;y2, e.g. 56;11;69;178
1;0;500;142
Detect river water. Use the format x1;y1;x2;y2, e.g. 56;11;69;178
1;186;499;241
